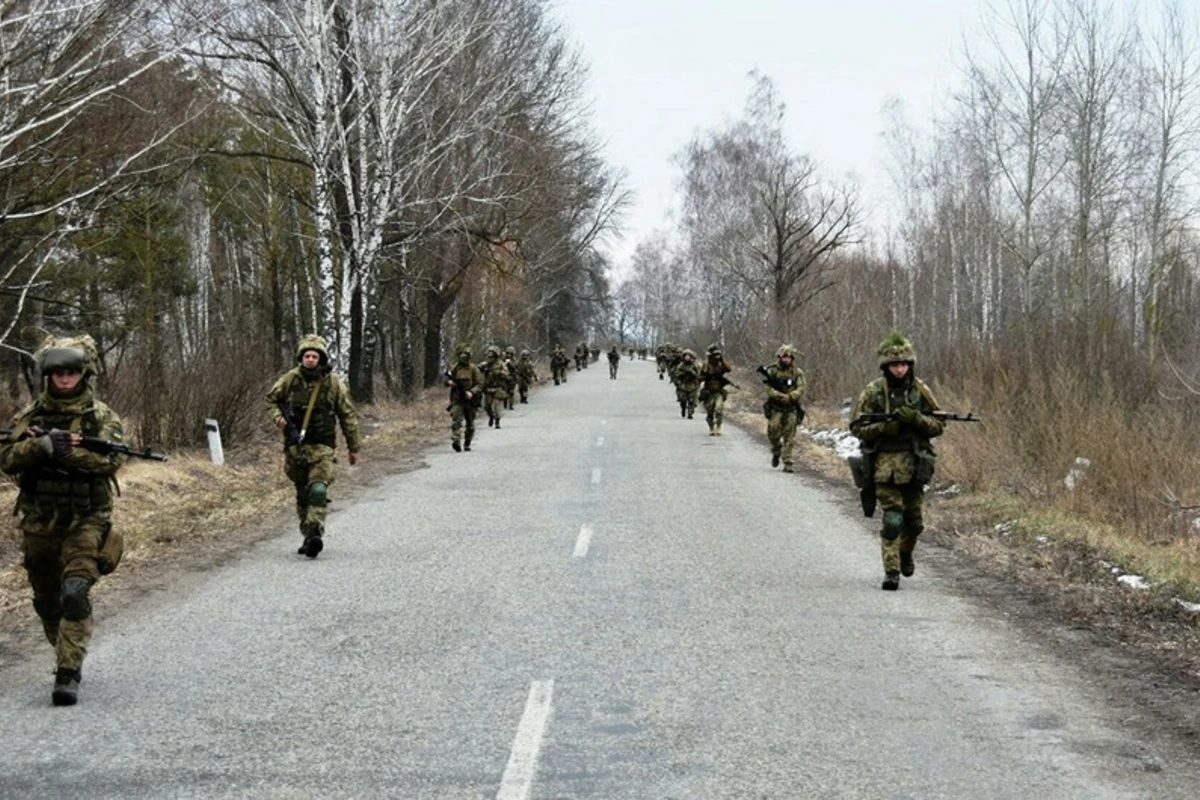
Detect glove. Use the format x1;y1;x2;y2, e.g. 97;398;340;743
880;421;903;437
895;406;921;425
41;429;76;457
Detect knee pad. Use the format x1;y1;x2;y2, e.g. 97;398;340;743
308;482;328;508
61;576;93;621
882;510;904;541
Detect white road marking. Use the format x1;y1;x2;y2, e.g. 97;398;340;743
573;525;593;558
596;436;605;446
591;467;601;485
497;680;554;800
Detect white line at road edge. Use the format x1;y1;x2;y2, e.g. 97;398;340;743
573;525;593;558
591;467;601;485
497;680;554;800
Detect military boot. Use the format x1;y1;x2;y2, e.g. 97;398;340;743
900;550;915;577
782;463;794;473
52;667;81;706
771;452;780;468
464;433;473;451
452;440;462;452
301;522;323;559
680;404;687;418
881;572;900;591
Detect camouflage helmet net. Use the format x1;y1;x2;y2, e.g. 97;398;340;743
877;331;916;368
504;346;516;356
776;344;797;359
682;348;696;358
34;334;100;380
455;341;472;357
485;345;500;358
296;334;330;364
520;349;530;357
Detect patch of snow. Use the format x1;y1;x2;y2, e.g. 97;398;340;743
935;484;964;497
1173;598;1200;613
1036;535;1050;544
995;522;1014;537
1117;574;1151;590
1064;456;1091;491
805;428;861;460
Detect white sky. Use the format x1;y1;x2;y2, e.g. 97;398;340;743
552;0;987;271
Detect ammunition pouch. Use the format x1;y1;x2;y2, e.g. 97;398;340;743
21;467;111;519
915;444;937;486
97;524;123;575
848;452;877;518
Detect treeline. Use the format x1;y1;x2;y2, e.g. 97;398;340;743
0;0;626;448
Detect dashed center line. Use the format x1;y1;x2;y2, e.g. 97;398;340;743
573;525;593;558
496;679;554;800
591;467;601;485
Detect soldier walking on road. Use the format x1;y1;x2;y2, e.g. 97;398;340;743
699;344;733;436
516;349;537;403
672;349;701;419
445;343;483;452
480;346;511;429
266;335;361;560
550;345;570;385
502;346;518;410
0;335;126;705
761;344;806;472
607;345;621;379
850;333;945;591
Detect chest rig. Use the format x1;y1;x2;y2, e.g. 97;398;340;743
16;401;113;522
284;372;336;447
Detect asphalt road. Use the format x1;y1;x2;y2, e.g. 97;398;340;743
0;358;1195;799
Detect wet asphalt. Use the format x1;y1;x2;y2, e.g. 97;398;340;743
0;358;1196;799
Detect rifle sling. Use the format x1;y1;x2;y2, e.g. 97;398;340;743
299;377;325;441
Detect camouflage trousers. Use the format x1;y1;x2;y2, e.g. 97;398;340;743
608;362;618;379
484;391;505;424
22;519;106;671
767;408;801;466
676;387;698;417
284;444;338;537
552;366;567;384
702;390;727;430
876;482;925;574
449;401;477;445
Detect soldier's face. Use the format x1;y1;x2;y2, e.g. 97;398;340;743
301;351;321;369
780;354;793;365
49;368;83;393
887;362;910;379
457;353;471;364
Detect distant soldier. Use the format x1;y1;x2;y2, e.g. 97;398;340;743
760;344;806;473
850;333;945;591
0;335;126;706
699;343;733;436
267;334;361;559
590;346;600;363
607;345;621;379
671;349;701;419
655;345;669;380
502;346;518;410
479;346;511;428
515;349;537;403
444;342;483;452
550;345;570;385
574;343;587;371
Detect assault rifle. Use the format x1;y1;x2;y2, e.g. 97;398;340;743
701;372;740;391
756;365;804;423
28;426;168;461
444;370;481;410
275;400;305;447
856;411;982;424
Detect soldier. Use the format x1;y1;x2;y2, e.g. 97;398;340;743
550;345;570;385
444;343;483;451
479;346;511;429
699;343;733;436
574;342;587;371
655;344;669;379
515;349;537;403
266;334;361;559
502;346;518;410
607;345;621;379
761;344;806;473
590;345;600;363
850;333;945;591
671;349;701;419
0;335;125;705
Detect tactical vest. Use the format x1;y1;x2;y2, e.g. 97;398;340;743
16;401;113;520
283;372;336;447
869;380;930;453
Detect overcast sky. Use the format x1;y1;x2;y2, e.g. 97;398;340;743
552;0;987;270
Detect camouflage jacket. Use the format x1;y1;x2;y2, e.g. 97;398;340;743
0;387;125;529
445;362;484;405
850;375;945;485
762;363;806;410
699;360;732;391
672;361;701;390
479;359;511;393
266;367;361;453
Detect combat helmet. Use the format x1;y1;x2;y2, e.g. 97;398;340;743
776;344;797;360
296;334;330;366
485;345;500;359
34;334;100;383
520;349;531;357
706;343;722;358
876;332;916;369
681;348;696;360
504;346;516;359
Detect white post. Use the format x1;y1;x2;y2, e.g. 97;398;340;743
205;419;225;466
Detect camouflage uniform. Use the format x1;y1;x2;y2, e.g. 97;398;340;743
0;335;126;705
550;346;570;385
763;344;807;472
479;346;511;428
671;350;701;419
850;333;945;590
516;350;537;403
574;344;587;371
655;345;669;379
445;343;484;451
699;344;733;436
607;346;621;379
266;335;361;558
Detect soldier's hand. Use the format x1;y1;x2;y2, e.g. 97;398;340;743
276;417;288;430
348;452;360;466
880;421;903;437
895;406;921;426
464;391;472;400
41;429;80;457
